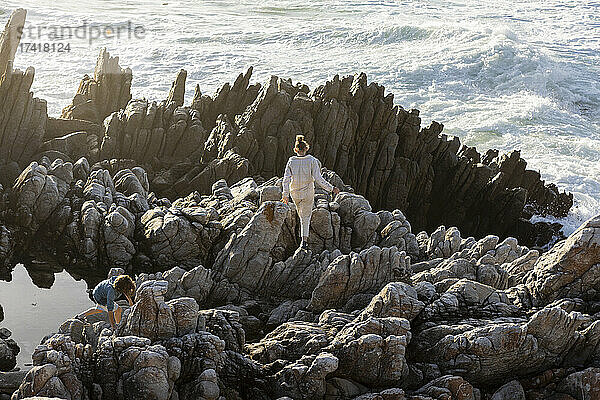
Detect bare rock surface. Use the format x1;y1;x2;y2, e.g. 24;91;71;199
61;48;132;124
526;214;600;305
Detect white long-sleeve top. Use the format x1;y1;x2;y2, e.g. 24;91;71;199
282;155;334;198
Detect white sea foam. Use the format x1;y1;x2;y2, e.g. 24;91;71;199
2;0;599;234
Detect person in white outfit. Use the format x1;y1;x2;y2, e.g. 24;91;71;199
281;135;340;249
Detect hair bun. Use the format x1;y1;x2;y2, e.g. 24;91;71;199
295;134;309;151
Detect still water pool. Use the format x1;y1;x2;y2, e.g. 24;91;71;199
0;264;95;367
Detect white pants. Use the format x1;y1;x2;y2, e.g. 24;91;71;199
291;189;314;238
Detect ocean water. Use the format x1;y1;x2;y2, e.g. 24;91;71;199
1;0;599;235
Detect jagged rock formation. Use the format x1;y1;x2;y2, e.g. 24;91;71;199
7;209;600;399
61;48;132;124
1;7;597;400
0;64;47;165
0;326;19;372
0;8;574;249
0;8;25;75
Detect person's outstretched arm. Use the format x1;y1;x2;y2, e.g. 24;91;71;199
311;158;337;194
281;159;292;202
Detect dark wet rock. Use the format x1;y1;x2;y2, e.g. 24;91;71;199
490;380;525;400
0;328;19;372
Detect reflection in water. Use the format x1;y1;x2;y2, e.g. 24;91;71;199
0;264;95;367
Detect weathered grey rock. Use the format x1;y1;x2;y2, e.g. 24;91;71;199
490;380;525;400
412;232;536;291
324;377;370;400
357;282;425;322
419;279;520;322
411;306;600;385
377;209;419;258
413;375;480;400
210;201;289;302
117;280;177;340
39;131;99;163
0;9;26;74
0;329;18;372
248;321;333;364
327;316;411;386
93;335;180;400
0;64;47;164
61;48;132;123
99;97;207;165
103;205;136;266
526;214;600;305
12;159;73;232
309;245;411;312
352;387;405;400
13;334;85;400
273;352;338;400
556;367;600;400
141;205;221;268
0;368;28;396
198;309;245;352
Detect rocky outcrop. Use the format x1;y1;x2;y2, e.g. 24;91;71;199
0;327;19;372
0;8;26;75
526;214;600;306
0;64;47;165
9;208;600;399
410;305;600;385
61;48;132;124
2;8;597;400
